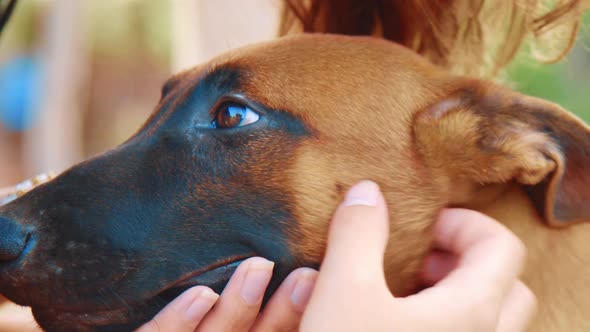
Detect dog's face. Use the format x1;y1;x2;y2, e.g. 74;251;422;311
0;34;588;331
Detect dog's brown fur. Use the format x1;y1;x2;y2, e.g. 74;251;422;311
275;2;590;330
190;34;590;331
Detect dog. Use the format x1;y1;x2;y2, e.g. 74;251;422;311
1;4;590;332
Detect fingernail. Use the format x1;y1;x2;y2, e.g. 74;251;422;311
290;270;317;311
241;258;275;305
342;180;380;207
185;288;219;321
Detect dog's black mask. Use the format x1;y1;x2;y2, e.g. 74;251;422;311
0;65;314;331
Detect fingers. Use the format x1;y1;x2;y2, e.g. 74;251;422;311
139;257;283;332
406;209;533;332
303;180;392;329
301;181;397;332
195;257;274;332
250;268;318;332
432;209;526;299
496;281;537;332
320;181;390;285
135;286;219;332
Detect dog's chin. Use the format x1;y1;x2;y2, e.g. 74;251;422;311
31;260;246;332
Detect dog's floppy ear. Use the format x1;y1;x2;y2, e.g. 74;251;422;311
414;82;590;227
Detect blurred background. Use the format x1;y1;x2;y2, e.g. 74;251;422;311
0;0;588;187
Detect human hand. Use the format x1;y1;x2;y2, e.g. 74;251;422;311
300;180;537;332
136;257;317;332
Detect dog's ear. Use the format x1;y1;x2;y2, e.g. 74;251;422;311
414;82;590;227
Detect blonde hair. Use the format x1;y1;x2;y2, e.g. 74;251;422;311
280;0;589;77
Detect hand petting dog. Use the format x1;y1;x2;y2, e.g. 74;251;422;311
137;181;536;332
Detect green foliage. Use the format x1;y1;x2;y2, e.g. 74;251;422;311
507;13;590;122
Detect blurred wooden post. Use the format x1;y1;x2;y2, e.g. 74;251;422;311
170;0;201;72
171;0;280;72
23;0;88;176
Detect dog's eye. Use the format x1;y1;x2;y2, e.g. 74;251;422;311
211;102;260;129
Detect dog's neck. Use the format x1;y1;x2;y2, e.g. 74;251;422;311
478;186;590;332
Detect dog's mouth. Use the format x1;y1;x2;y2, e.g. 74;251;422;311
30;256;250;332
157;256;249;305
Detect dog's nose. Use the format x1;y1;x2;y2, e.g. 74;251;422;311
0;216;29;262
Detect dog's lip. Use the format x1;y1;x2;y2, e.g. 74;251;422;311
31;255;252;327
170;254;251;289
32;305;129;328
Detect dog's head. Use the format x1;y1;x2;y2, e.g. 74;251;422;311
0;34;588;331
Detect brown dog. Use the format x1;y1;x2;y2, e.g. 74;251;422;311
1;4;590;332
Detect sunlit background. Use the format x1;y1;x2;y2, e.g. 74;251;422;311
0;0;588;187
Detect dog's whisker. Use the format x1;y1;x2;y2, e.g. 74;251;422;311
96;294;110;308
108;287;132;313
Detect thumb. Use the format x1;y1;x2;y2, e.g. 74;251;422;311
320;181;390;284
